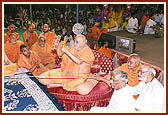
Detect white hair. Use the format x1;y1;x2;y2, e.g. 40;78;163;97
112;70;128;84
148;67;156;77
129;53;140;63
141;64;156;77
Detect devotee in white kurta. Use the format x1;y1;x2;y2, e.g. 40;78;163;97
126;13;139;33
160;15;164;25
144;14;157;34
134;65;164;112
90;70;136;112
64;31;73;46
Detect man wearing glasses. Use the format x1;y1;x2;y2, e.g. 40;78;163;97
90;65;164;112
134;64;164;112
90;70;136;111
114;53;142;87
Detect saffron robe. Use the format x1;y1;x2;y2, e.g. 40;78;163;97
140;15;149;31
4;63;18;75
4;40;23;63
31;42;55;70
98;47;112;59
17;51;49;76
4;31;20;44
114;63;142;86
45;31;56;46
22;31;38;48
39;45;95;91
87;26;101;40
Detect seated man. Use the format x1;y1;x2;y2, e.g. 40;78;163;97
140;9;149;33
98;41;112;59
17;44;49;76
4;33;23;63
87;23;101;40
22;24;38;48
107;18;118;32
4;23;20;44
134;64;164;112
64;30;74;46
144;13;157;35
90;70;136;111
114;53;142;87
126;13;139;33
4;52;18;75
31;33;56;70
38;35;97;95
43;24;56;46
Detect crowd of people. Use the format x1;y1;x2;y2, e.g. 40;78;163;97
4;4;165;112
5;4;164;37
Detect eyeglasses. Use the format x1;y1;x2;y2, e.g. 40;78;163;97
127;61;134;65
110;79;120;84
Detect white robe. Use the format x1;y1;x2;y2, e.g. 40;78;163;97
154;14;160;23
135;79;164;112
160;15;164;25
144;19;157;34
108;21;118;32
126;17;138;33
159;14;164;25
90;85;136;112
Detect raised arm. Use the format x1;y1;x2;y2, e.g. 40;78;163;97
61;46;84;64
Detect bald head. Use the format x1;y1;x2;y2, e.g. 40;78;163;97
8;24;15;33
8;33;17;45
74;34;87;51
27;24;35;33
38;33;46;47
127;53;140;71
75;34;86;41
128;53;140;64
